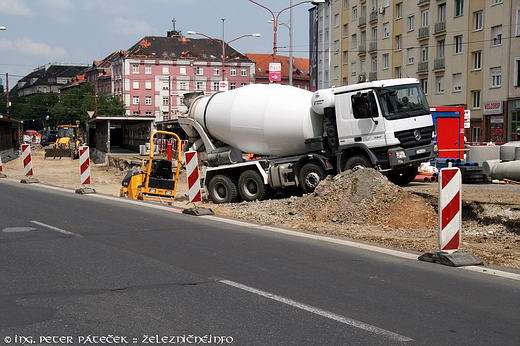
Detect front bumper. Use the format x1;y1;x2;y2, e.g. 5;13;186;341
387;144;435;168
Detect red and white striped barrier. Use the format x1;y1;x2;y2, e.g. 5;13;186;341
79;146;91;185
0;155;3;173
21;144;34;177
438;167;462;252
184;150;202;203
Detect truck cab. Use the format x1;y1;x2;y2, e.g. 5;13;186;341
312;78;435;184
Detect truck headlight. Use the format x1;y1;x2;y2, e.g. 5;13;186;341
395;150;407;159
149;188;156;193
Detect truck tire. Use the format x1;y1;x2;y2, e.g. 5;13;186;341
344;155;372;171
298;163;325;194
387;166;418;186
208;175;238;204
238;170;267;202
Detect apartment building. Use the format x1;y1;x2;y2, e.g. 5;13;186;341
311;0;520;142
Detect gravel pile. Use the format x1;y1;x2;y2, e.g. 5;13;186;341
223;168;437;231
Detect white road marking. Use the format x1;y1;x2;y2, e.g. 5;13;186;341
2;227;36;233
4;179;520;282
30;220;81;237
220;279;414;342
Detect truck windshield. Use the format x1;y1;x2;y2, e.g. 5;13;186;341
377;84;429;120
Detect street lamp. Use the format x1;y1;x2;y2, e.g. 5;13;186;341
0;26;6;31
187;23;260;82
249;0;325;85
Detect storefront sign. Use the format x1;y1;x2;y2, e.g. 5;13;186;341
483;101;502;115
269;62;282;83
490;116;504;124
464;110;471;129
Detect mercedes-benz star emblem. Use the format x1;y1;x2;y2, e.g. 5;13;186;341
414;130;422;141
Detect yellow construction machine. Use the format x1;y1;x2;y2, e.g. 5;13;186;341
44;125;81;159
120;130;184;202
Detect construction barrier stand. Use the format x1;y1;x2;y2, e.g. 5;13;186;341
184;151;202;203
438;167;462;252
21;144;33;177
79;146;91;185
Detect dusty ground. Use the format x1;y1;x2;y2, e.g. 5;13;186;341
3;149;519;268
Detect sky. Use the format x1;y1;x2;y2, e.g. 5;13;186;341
0;0;312;86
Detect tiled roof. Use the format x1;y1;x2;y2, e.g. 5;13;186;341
16;64;88;90
126;36;253;63
245;53;310;81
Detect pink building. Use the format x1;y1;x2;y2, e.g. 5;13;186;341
110;31;255;120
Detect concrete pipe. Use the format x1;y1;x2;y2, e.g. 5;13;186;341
490;161;520;181
482;160;501;176
500;141;520;161
515;147;520;161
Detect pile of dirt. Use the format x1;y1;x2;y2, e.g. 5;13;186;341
219;168;436;232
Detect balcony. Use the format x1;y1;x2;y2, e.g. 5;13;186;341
434;57;445;71
417;0;430;6
358;16;367;28
358;43;366;56
369;10;378;24
417;61;429;74
434;21;446;35
418;26;430;40
369;71;378;81
368;41;377;53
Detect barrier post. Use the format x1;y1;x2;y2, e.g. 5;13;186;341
419;167;482;266
0;155;6;178
182;150;213;216
20;144;39;184
75;146;96;194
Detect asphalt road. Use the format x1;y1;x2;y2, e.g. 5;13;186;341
1;180;519;345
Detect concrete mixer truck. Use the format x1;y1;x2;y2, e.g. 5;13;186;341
178;78;435;204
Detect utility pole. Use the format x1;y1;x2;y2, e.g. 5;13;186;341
221;18;226;82
289;0;294;86
5;73;9;117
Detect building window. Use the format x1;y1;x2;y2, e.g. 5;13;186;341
436;75;444;94
230;68;237;76
491;25;502;46
179;81;187;91
516;58;520;86
212;82;219;91
472;90;481;109
474;11;483;31
352;6;358;20
492;0;503;5
420;78;428;95
407;48;414;64
395;35;402;50
133;111;140;116
407;15;415;31
437;39;445;58
394;66;402;78
162;96;169;106
452;73;462;92
382;53;389;69
454;35;463;54
195;67;204;76
145;96;152;105
131;64;139;74
490;67;502;88
334;40;340;53
132;81;139;89
455;0;464;17
421;10;429;27
240;83;247;88
145;111;152;116
438;3;446;22
179;67;187;75
396;3;403;19
230;82;236;90
132;96;139;105
383;22;390;38
343;24;349;37
334;13;340;27
162;81;169;90
162;67;169;74
196;81;204;90
370;57;377;72
473;51;482;70
472;127;481;142
352;33;357;48
213;68;220;76
421;46;428;62
145;65;152;74
516;8;520;36
145;81;152;90
343;51;349;65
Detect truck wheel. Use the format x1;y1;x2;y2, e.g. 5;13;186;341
238;170;267;202
344;155;372;171
208;175;238;204
387;166;418;186
298;163;325;194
